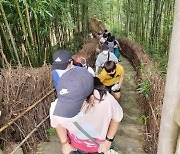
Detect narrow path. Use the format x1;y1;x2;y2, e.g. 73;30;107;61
114;56;146;154
36;56;146;154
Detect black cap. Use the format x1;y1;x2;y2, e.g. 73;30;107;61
52;50;72;70
53;68;94;118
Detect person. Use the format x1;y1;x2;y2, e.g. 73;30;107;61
96;31;103;40
74;56;95;76
96;31;103;53
107;36;115;53
111;36;122;61
95;43;118;75
52;50;91;90
50;76;123;154
52;50;74;91
104;29;111;39
50;68;94;154
97;61;124;101
99;33;108;45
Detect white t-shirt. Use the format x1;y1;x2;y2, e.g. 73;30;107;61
95;52;118;67
50;91;123;139
87;66;95;77
50;90;123;152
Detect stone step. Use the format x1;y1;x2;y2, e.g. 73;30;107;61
118;123;144;141
114;135;146;154
36;141;62;154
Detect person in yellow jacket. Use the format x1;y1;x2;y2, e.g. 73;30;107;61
97;61;124;100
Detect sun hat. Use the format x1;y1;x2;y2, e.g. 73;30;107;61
53;68;94;118
52;50;72;70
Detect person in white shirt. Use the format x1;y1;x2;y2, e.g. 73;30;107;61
50;77;123;154
95;43;118;74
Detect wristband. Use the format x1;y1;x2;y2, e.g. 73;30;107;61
106;136;114;142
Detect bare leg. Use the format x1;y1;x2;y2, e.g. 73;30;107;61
113;92;121;101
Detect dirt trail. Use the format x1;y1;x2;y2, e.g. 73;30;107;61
36;56;146;154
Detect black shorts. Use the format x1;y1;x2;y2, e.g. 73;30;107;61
105;85;121;93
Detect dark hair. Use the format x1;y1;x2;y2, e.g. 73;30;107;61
111;36;115;40
104;29;108;33
103;61;116;73
107;36;114;42
94;77;107;101
103;33;108;38
107;32;111;38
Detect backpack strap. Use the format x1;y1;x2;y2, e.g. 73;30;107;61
107;52;110;62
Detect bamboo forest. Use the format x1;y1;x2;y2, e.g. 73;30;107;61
0;0;180;154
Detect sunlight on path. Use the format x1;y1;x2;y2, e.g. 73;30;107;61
36;56;146;154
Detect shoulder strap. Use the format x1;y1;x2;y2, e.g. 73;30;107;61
73;122;100;146
107;52;110;62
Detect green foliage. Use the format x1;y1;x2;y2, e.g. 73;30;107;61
0;0;89;67
137;79;151;99
124;75;132;82
46;128;56;135
0;0;175;69
139;115;149;125
88;0;108;21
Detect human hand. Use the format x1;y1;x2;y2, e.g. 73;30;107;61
98;140;111;154
111;84;120;91
62;142;77;154
112;87;120;92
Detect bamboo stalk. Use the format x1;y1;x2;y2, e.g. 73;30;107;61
21;43;32;67
15;0;32;65
25;2;34;46
43;47;47;66
0;1;21;66
0;23;14;59
0;89;54;133
148;102;159;129
10;115;50;154
0;49;10;68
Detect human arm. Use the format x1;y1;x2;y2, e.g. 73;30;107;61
115;40;122;50
118;76;123;89
98;120;120;153
113;65;124;91
113;76;124;91
56;124;76;154
95;55;101;74
118;43;122;51
95;66;99;75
